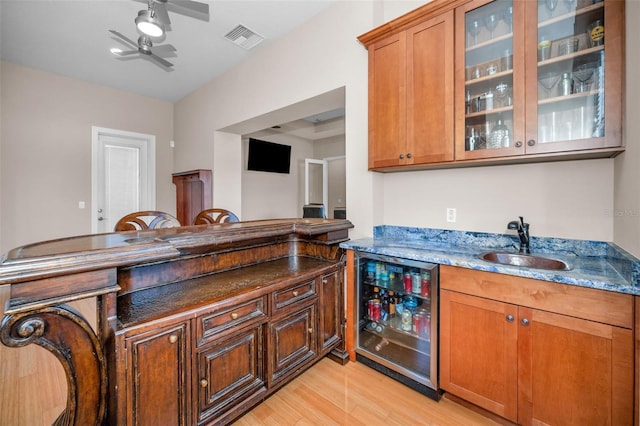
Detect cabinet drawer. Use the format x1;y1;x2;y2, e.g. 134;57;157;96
197;296;268;346
440;265;633;329
271;280;317;313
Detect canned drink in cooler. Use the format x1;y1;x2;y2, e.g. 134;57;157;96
411;271;421;294
413;311;425;334
401;309;412;331
403;272;412;292
421;272;431;297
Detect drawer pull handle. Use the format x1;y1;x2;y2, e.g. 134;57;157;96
230;312;238;320
292;291;299;297
308;328;313;334
506;314;514;323
200;379;208;387
168;335;178;344
521;318;530;326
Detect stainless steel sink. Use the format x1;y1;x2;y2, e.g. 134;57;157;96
480;252;570;271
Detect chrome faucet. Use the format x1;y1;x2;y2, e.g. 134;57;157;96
507;216;530;254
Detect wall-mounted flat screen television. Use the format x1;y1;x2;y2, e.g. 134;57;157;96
247;138;291;174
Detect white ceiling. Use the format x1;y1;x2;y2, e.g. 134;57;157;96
0;0;337;103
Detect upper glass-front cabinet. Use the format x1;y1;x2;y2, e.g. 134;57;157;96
455;0;623;160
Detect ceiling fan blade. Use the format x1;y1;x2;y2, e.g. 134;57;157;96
166;0;209;21
151;44;177;55
109;30;138;48
112;49;140;57
149;53;174;68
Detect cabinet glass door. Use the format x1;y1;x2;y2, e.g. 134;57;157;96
462;0;519;157
532;0;605;148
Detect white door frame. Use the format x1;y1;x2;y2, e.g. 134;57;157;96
304;158;328;209
91;126;156;233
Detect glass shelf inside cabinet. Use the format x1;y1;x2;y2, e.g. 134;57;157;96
536;0;605;143
464;0;514;153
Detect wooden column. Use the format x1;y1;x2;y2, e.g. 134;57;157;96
172;169;212;226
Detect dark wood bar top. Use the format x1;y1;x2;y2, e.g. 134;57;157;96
0;218;352;283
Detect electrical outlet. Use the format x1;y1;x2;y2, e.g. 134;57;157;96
78;201;85;209
446;208;457;223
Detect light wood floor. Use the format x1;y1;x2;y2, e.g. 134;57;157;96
235;358;499;426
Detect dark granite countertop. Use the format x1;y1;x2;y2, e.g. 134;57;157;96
340;226;640;296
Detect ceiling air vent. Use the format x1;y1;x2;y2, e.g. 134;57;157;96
224;24;265;50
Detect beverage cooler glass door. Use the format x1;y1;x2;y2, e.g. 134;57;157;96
355;252;439;397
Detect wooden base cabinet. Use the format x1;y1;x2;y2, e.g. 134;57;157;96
122;322;191;426
440;266;634;425
269;304;318;388
0;219;353;426
196;325;267;425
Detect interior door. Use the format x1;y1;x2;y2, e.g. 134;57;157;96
304;158;328;211
91;127;156;233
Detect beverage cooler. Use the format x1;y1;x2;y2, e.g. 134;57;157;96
354;251;440;400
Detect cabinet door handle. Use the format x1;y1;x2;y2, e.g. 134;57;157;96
506;314;515;322
399;154;404;159
200;379;208;387
527;140;536;147
322;279;327;284
521;318;530;326
515;141;522;148
230;312;238;320
407;153;413;159
308;328;313;334
168;335;178;344
292;291;299;297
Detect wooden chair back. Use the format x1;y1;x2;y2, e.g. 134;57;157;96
193;208;239;225
114;211;181;231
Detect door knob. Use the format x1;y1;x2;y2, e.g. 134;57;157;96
506;314;515;322
521;318;530;326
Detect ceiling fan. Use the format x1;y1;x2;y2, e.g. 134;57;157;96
109;30;176;68
134;0;210;36
109;0;209;69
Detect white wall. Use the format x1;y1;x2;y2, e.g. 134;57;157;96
174;0;637;246
383;159;614;240
241;133;313;220
0;62;175;253
614;0;640;257
174;1;375;238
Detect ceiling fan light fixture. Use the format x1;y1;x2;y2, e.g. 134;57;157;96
135;10;164;37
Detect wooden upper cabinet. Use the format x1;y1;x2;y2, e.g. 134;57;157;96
407;13;455;165
455;0;624;162
368;32;406;169
360;0;624;171
364;10;455;170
